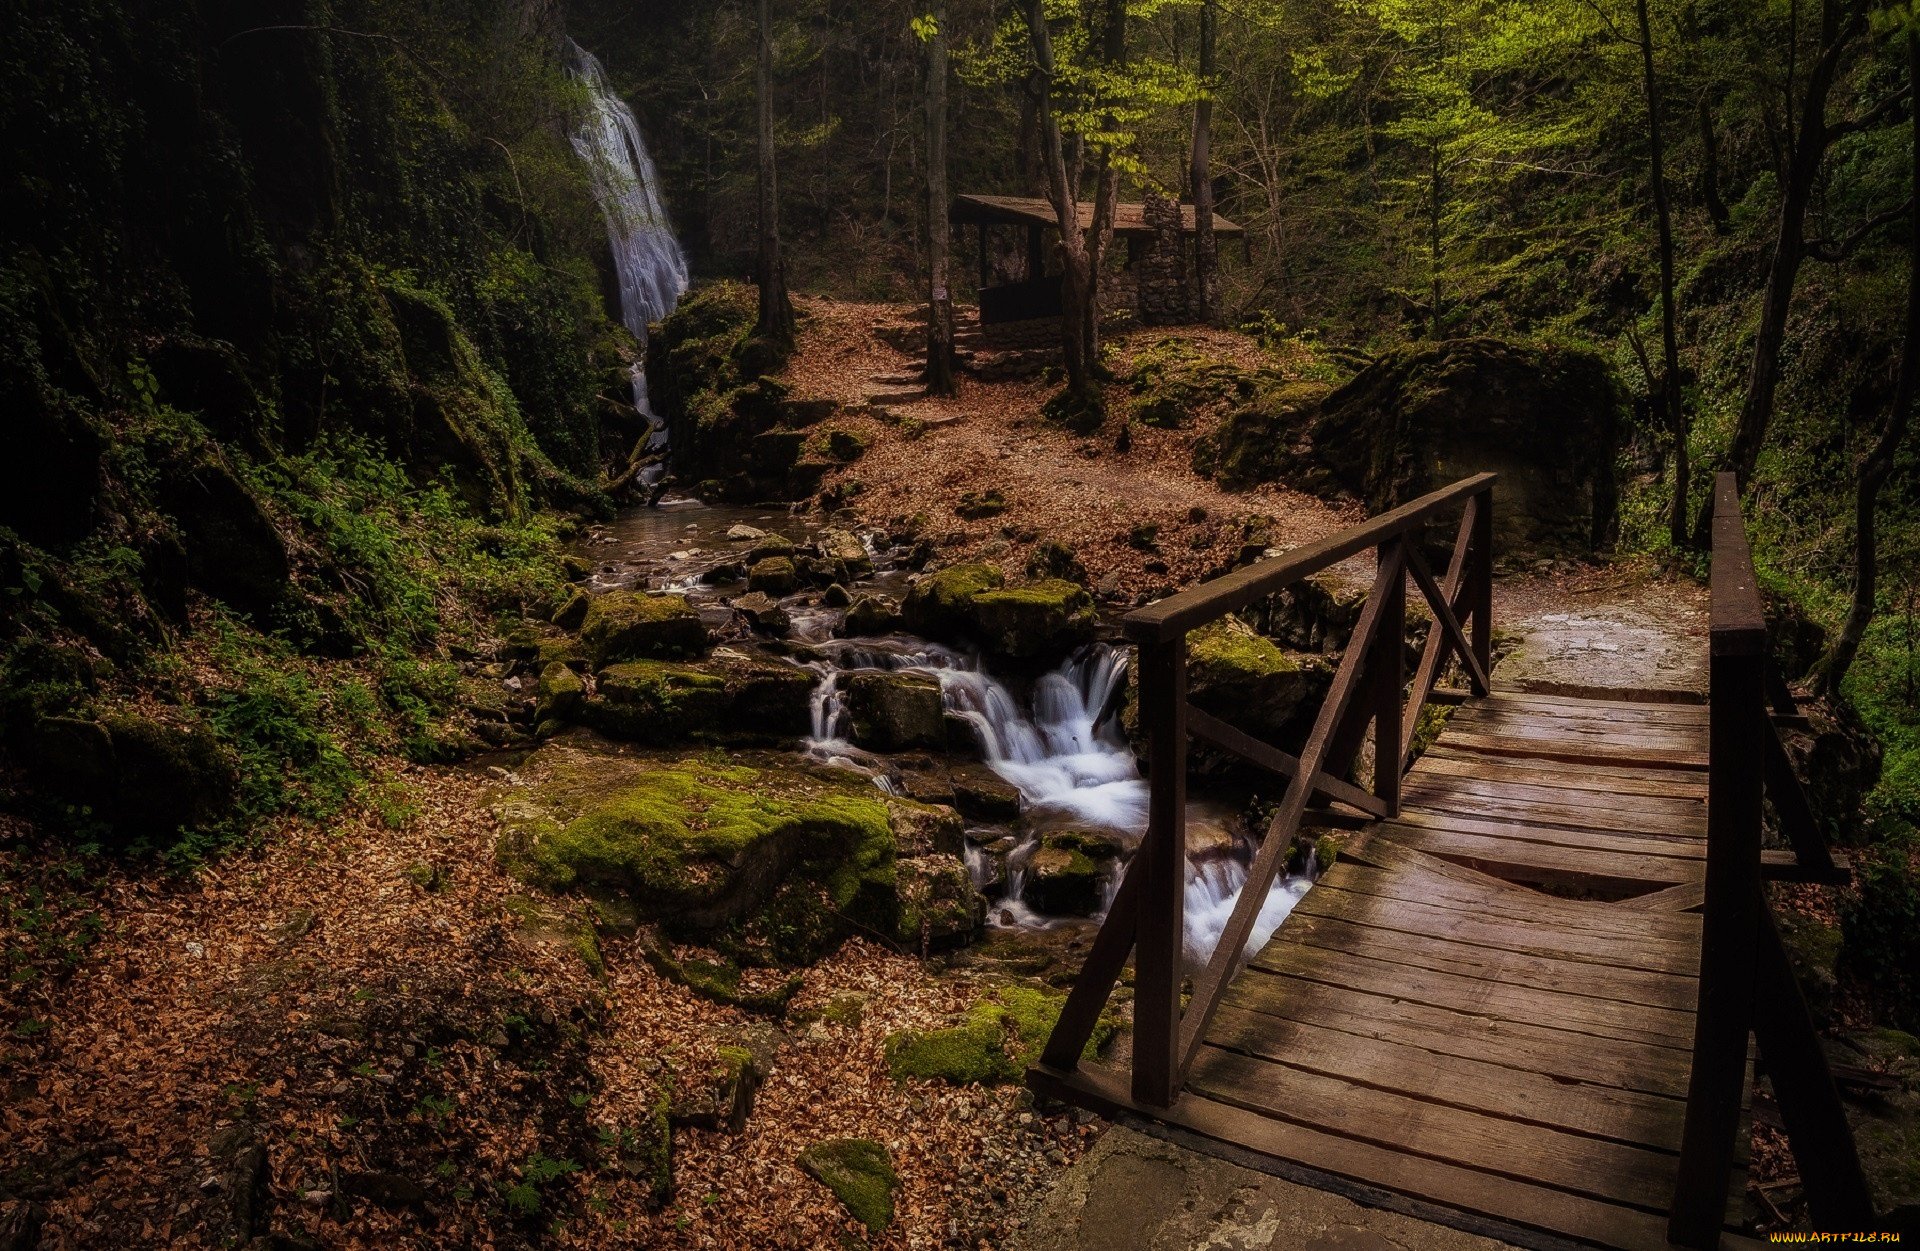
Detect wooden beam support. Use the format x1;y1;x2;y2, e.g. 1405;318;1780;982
1132;636;1187;1109
1186;705;1386;818
1753;909;1876;1228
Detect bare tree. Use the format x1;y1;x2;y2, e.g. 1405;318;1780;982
1813;26;1919;694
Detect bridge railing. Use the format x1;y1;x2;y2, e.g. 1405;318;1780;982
1036;473;1497;1108
1668;472;1872;1245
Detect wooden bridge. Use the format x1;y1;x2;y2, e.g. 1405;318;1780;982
1030;474;1879;1249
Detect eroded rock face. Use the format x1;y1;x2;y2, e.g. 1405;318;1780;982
1195;337;1622;551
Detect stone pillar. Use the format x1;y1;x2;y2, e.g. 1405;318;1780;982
1137;189;1190;325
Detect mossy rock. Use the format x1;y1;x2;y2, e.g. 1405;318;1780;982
842;593;901;637
968;580;1098;660
536;662;585;724
1025;540;1087;584
583;651;813;746
580;592;708;666
798;1138;897;1234
948;765;1022;821
895;854;982;950
884;798;965;856
1178;615;1331;759
640;937;801;1015
551;588;591;632
883;985;1111;1085
901;563;1004;639
844;671;946;752
821;429;869;463
1041;386;1105;434
746;556;798;595
31;711;238;847
1022;842;1104;916
955;489;1007;520
495;745;897;952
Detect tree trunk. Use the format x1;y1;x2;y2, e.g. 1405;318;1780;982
923;1;956;397
1428;141;1444;339
1812;28;1919;694
1024;0;1101;423
755;0;795;348
1698;94;1731;235
1189;0;1218;324
1637;0;1688;547
1084;0;1125;367
1696;0;1862;543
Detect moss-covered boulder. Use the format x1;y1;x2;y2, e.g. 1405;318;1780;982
895;855;982;950
29;711;238;847
535;662;585;726
883;985;1111;1085
550;588;591;632
885;798;966;856
948;764;1022;821
901;565;1097;661
844;671;946;752
746;556;798;595
1187;615;1329;736
968;580;1098;660
495;745;896;951
798;1138;897;1235
580;592;708;666
902;563;1004;638
1195;338;1622;551
842;593;901;637
1022;837;1106;916
583;651;812;746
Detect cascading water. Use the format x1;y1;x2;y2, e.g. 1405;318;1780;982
567;40;690;470
800;639;1314;971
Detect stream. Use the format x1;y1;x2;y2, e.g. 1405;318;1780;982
579;501;1316;971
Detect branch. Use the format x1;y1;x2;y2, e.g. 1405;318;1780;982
1827;85;1912;140
1809;195;1914;262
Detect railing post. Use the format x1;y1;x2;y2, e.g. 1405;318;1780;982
1372;538;1406;816
1670;474;1768;1248
1133;635;1187;1109
1470;487;1494;684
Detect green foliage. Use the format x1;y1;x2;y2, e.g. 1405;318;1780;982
796;1138;897;1234
1842;846;1920;1033
883;984;1111;1084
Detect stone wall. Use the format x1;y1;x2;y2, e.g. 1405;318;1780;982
1137;191;1191;325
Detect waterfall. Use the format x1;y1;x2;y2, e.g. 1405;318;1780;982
800;639;1314;970
567;40;690;466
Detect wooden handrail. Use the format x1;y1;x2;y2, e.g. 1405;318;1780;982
1040;475;1498;1109
1668;473;1873;1245
1123;472;1497;642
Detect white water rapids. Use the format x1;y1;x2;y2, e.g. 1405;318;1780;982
802;640;1313;971
568;40;689;467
